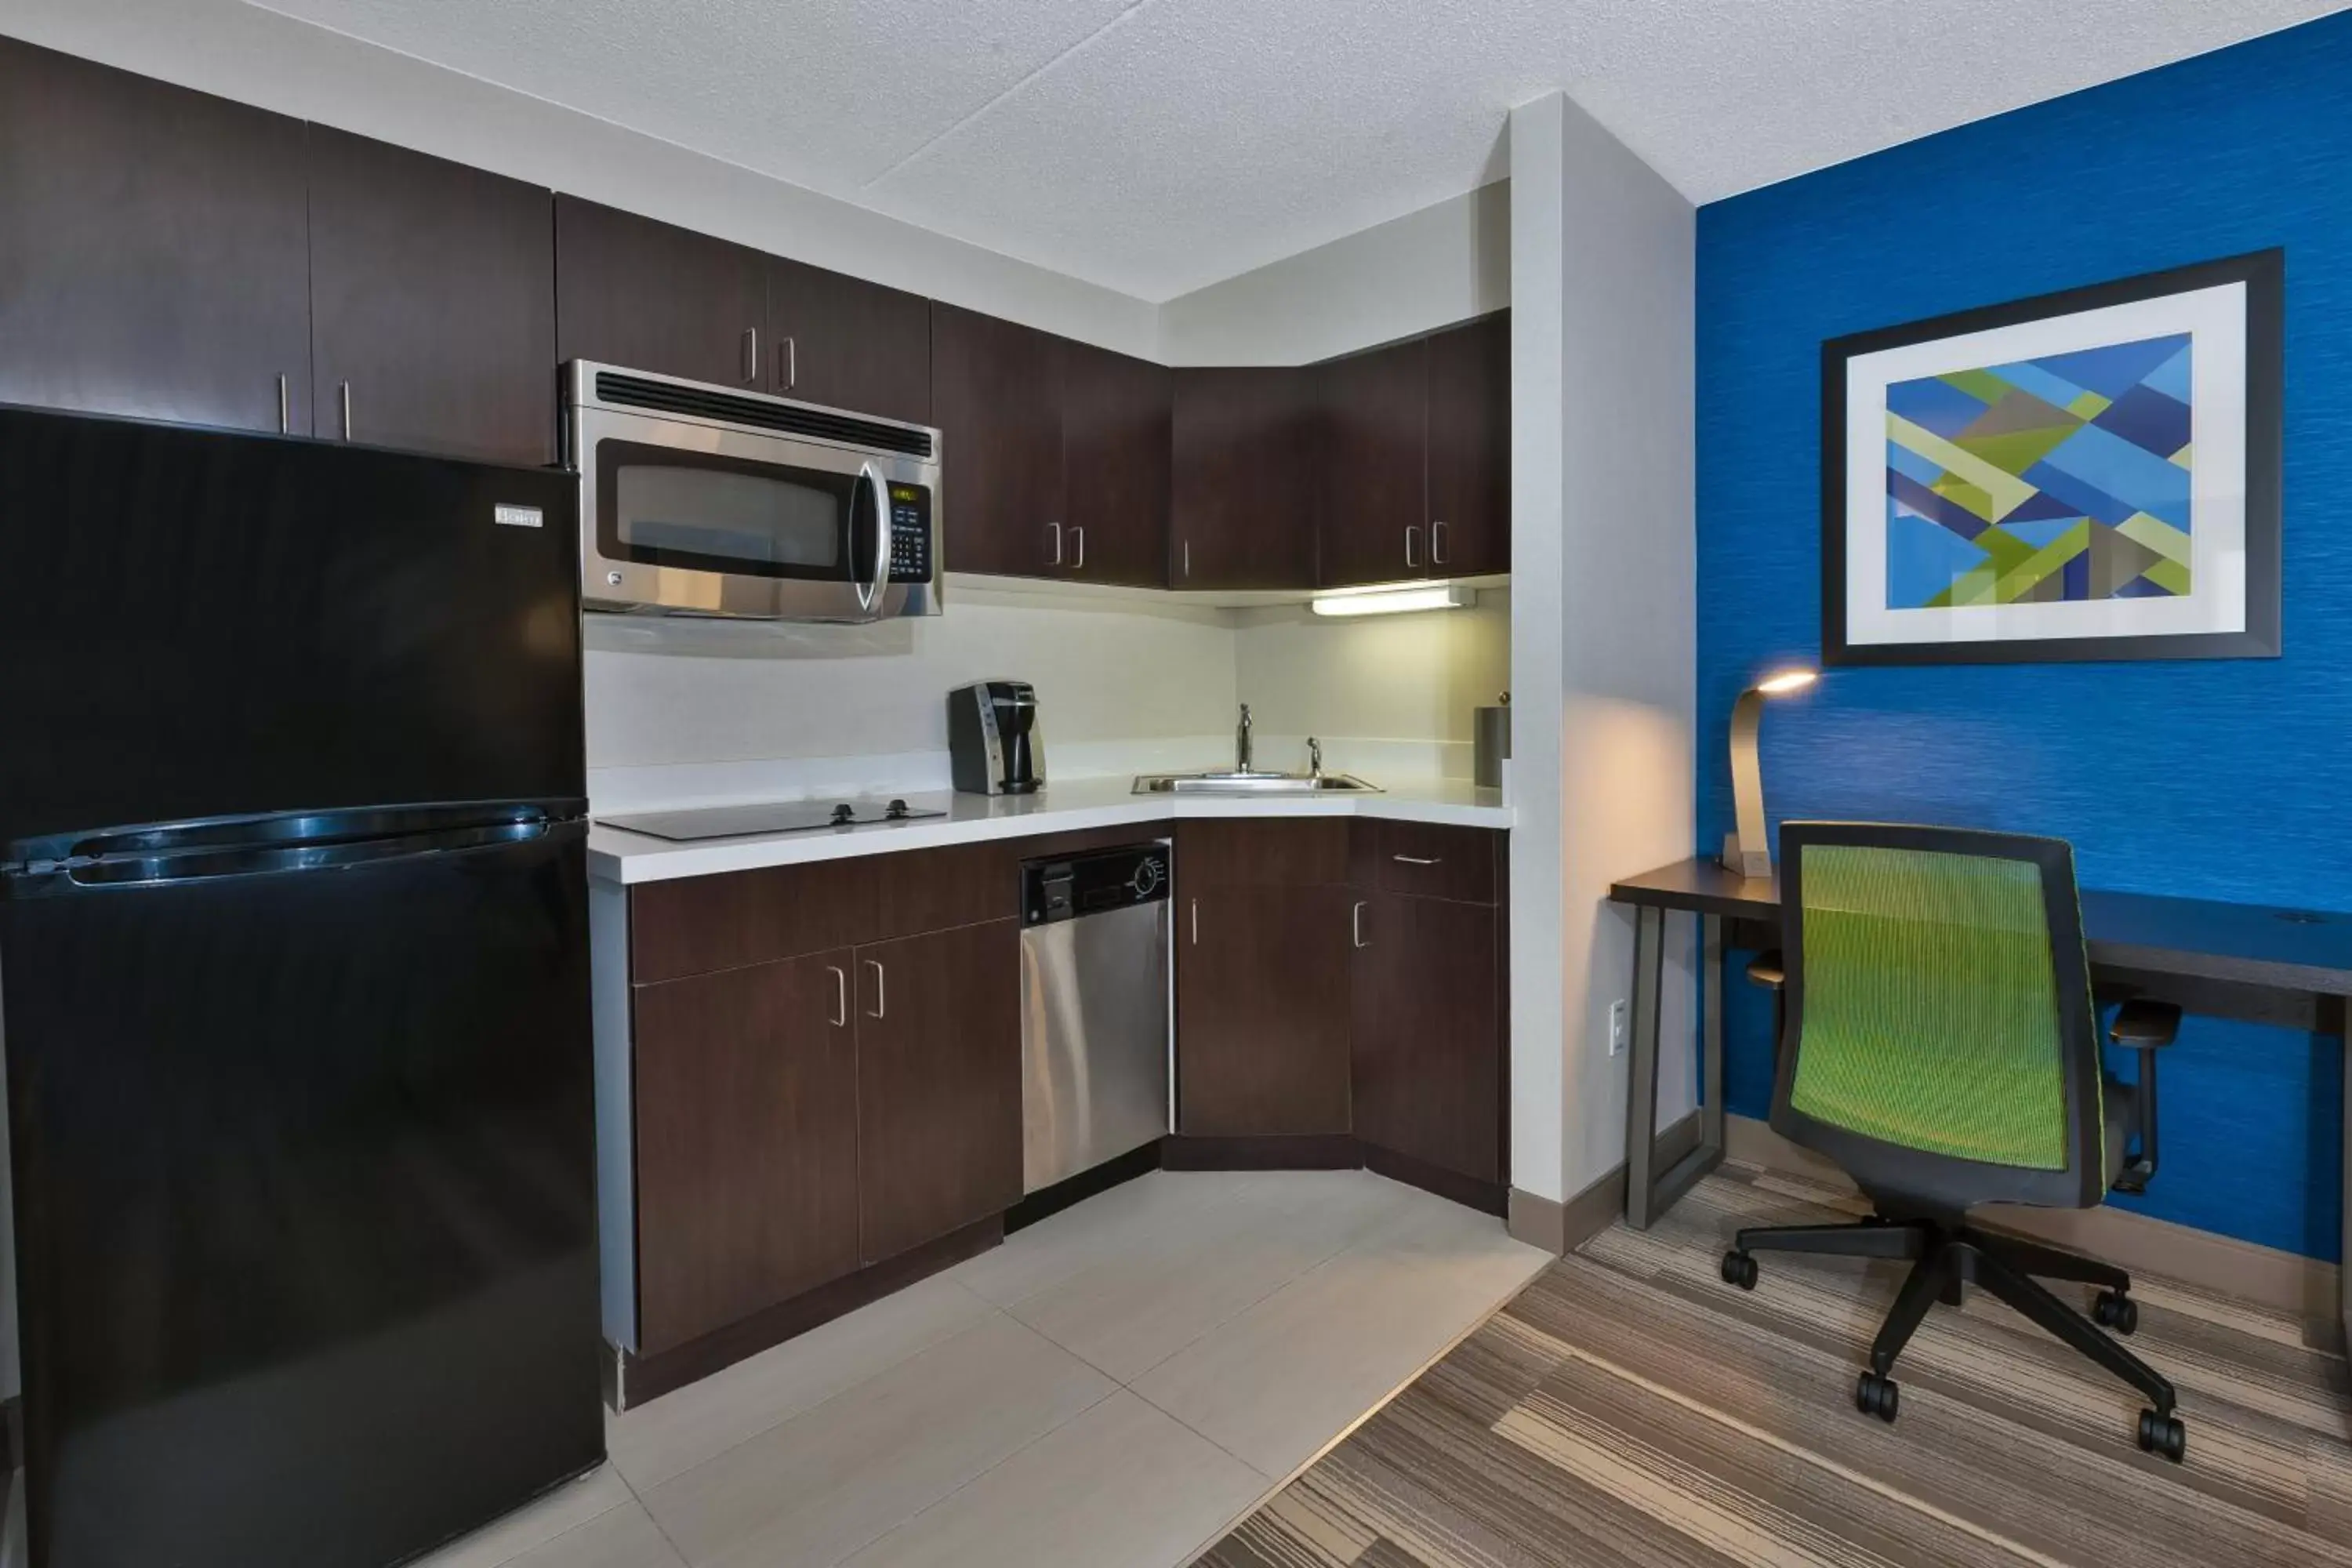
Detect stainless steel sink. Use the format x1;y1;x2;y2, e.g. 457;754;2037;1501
1132;771;1381;795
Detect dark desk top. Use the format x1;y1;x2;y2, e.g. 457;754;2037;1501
1611;857;2352;997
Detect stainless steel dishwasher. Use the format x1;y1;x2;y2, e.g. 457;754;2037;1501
1018;842;1172;1192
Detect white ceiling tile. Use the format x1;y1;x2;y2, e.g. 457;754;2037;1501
251;0;1146;191
249;0;2345;299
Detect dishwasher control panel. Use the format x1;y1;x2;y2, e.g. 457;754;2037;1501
1021;843;1171;926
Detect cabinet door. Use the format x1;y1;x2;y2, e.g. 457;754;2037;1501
931;303;1065;576
1317;338;1428;588
0;39;311;434
1426;313;1511;576
1352;894;1502;1185
855;920;1022;1263
554;196;766;389
769;256;931;424
1178;884;1353;1137
1170;367;1319;591
632;951;861;1354
307;127;555;465
1060;339;1171;588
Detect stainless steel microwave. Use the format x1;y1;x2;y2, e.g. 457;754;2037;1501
566;361;942;622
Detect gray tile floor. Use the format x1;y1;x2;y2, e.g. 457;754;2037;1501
416;1169;1548;1568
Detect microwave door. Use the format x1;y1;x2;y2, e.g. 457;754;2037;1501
588;433;870;619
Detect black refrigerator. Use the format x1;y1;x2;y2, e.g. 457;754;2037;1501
0;407;604;1566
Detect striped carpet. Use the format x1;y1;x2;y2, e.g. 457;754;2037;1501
1193;1162;2352;1566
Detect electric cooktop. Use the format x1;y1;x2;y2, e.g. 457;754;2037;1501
598;797;946;842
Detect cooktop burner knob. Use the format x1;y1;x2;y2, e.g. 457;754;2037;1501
830;803;856;826
885;798;910;820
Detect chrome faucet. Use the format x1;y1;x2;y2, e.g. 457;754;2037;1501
1307;737;1323;780
1236;703;1254;774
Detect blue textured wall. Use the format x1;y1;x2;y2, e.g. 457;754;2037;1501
1696;16;2352;1260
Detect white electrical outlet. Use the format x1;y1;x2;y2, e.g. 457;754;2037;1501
1607;999;1628;1056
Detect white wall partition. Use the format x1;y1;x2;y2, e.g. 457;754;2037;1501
1508;93;1697;1215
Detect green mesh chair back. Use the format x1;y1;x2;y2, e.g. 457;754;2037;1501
1770;823;2107;1213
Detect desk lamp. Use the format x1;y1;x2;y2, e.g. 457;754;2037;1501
1722;668;1817;880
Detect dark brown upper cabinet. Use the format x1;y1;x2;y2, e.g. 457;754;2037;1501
1316;314;1512;588
1060;339;1172;589
1169;367;1319;591
1426;313;1512;576
768;257;930;424
1317;338;1428;589
931;303;1066;576
307;128;555;466
0;38;313;435
555;196;768;390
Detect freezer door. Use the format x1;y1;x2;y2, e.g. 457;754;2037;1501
0;406;583;846
1019;901;1172;1192
2;825;602;1568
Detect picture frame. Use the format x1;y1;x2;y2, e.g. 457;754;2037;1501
1821;249;2283;666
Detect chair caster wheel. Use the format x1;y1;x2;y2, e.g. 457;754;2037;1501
1721;1250;1758;1290
2136;1408;2186;1462
2093;1290;2139;1335
1855;1371;1900;1423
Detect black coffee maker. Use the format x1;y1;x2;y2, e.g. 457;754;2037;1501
948;681;1044;795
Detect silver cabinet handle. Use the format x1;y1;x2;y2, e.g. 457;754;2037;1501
781;335;797;390
339;382;353;441
1392;854;1440;866
1047;521;1063;565
742;327;759;383
1404;524;1421;568
1182;539;1191;579
864;958;886;1018
1071;526;1085;571
1432;519;1450;564
827;965;848;1027
276;374;289;435
1189;898;1198;946
1352;900;1367;949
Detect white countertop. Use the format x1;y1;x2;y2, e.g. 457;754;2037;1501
587;775;1512;884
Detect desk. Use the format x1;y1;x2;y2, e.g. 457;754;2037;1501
1608;857;2352;1345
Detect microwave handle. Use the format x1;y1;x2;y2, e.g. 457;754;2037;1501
855;462;890;619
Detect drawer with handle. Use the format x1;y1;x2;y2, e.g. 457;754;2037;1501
1370;821;1497;905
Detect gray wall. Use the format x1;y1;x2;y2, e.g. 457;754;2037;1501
1508;93;1697;1206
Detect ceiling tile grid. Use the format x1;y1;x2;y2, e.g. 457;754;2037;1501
252;0;2346;299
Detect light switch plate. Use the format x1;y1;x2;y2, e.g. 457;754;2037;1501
1607;998;1628;1056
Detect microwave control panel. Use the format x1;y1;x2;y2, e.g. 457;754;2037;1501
887;484;934;583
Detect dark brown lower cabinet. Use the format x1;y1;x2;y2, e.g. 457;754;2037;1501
631;950;862;1356
1352;892;1503;1186
855;920;1024;1264
1173;819;1506;1203
1178;883;1354;1137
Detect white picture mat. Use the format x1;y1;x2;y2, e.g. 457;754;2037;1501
1844;281;2249;646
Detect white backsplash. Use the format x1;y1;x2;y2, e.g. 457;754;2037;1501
583;586;1508;812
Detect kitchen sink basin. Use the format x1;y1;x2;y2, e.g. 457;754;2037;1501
1132;771;1381;794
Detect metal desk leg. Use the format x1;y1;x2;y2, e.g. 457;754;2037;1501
1624;909;1728;1231
1623;906;1664;1229
1700;914;1725;1155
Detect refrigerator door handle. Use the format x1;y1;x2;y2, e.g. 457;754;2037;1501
6;817;585;896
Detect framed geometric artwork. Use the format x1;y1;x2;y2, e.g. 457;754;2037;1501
1822;249;2282;666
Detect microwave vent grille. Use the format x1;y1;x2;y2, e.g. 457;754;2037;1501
593;372;935;458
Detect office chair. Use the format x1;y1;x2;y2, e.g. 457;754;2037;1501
1719;822;2185;1461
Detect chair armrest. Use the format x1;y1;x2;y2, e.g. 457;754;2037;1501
1744;949;1784;991
2109;999;2180;1049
